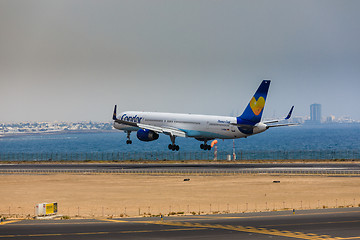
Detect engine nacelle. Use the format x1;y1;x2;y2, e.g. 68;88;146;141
136;129;159;142
253;122;268;134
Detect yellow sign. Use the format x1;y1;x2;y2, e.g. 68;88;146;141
45;203;58;215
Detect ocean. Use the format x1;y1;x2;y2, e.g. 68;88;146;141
0;124;359;154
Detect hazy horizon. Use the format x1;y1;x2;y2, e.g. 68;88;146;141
1;0;360;122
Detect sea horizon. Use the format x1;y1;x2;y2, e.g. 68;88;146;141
0;124;359;153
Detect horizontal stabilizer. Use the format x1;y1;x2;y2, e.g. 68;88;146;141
264;106;295;124
267;123;299;128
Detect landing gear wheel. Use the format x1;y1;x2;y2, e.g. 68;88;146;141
168;144;179;151
200;144;211;150
126;131;132;145
168;135;180;151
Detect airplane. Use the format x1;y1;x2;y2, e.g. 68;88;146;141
113;80;296;151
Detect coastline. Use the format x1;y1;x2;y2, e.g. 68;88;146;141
0;129;118;138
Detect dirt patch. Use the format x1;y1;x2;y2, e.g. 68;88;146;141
1;174;359;218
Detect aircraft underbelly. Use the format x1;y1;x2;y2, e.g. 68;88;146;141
113;122;139;132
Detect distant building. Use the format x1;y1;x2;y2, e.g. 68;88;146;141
338;116;354;123
326;115;335;123
310;103;322;124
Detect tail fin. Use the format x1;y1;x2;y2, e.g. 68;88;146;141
285;106;294;120
113;105;117;120
238;80;271;124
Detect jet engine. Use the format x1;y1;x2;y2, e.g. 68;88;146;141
252;122;268;134
136;129;159;142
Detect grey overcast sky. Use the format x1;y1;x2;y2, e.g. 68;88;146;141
1;0;360;122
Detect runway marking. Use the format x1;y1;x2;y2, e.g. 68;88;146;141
2;216;359;239
263;219;360;227
0;220;21;225
0;228;205;238
102;218;359;239
8;221;117;226
98;218;129;223
147;221;339;239
196;210;360;221
336;237;360;239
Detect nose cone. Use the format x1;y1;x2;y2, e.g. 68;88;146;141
253;122;268;134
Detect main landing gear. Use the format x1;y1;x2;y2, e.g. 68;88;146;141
200;140;211;151
168;135;180;151
126;131;132;144
168;144;179;151
200;144;211;150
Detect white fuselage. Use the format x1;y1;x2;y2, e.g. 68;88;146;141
114;111;268;139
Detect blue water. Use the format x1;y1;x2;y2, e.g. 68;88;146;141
0;124;359;153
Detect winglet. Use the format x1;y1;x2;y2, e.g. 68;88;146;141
285;106;294;120
113;105;117;120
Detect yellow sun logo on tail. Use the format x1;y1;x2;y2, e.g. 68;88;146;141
250;96;265;116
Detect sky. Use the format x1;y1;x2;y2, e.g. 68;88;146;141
1;0;360;122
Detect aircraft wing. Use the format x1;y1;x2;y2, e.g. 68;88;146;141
138;123;187;138
113;106;186;138
114;119;186;137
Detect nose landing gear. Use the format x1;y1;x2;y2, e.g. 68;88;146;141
126;131;132;144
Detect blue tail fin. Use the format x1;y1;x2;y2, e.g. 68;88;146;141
238;80;271;125
113;105;117;120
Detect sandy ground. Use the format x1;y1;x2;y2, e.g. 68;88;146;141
1;174;360;218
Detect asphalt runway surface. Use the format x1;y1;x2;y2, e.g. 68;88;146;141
1;163;360;175
1;208;360;239
1;163;360;171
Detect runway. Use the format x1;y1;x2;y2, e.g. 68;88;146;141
1;163;360;175
1;208;360;239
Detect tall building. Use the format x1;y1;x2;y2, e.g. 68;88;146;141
310;103;322;124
